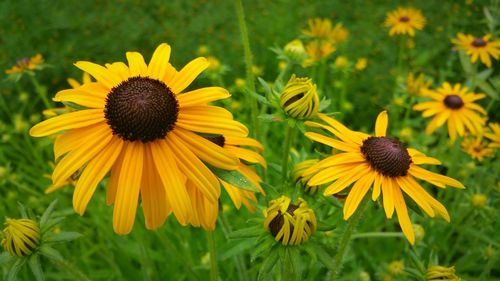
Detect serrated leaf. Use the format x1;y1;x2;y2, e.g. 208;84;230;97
44;232;83;244
28;254;44;281
228;226;262;239
7;258;26;281
258;248;279;281
40;200;58;230
210;167;259;192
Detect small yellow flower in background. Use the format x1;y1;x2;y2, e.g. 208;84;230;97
197;45;210;56
406;72;432;96
5;54;44;75
414;82;487;142
30;43;250;234
388;260;404;275
303;111;464;244
471;193;487;208
406;38;415;49
234;78;246;89
206;56;221;72
263;196;317;245
280;74;319;120
399;127;413;141
452;33;500;68
252;64;263;76
413;224;425;242
392;96;405;107
304;40;336;67
427;265;461;281
331;23;349;44
384;7;426;37
19;92;29;103
278;61;288;71
303;18;349;44
334;56;349;69
461;136;494;161
1;218;40;256
293;159;320;193
284;39;307;62
355;58;368;71
484;123;500;148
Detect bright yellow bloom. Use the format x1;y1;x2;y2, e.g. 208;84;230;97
303;18;348;44
427;265;461;281
30;43;249;234
414;82;487;142
1;218;40;256
303;40;336;67
303;111;464;244
384;8;426;37
280;74;319;119
5;54;44;74
452;33;500;68
331;23;349;44
293;159;320;193
484;123;500;148
263;196;317;245
461;136;494;161
334;56;349;69
406;72;432;96
355;58;368;71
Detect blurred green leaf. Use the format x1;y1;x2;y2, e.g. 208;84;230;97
228;225;262;239
210;167;259;192
257;247;279;281
28;254;44;281
44;232;83;244
7;258;26;281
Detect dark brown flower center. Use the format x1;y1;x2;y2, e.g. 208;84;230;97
269;203;299;239
104;76;178;142
471;37;487;47
443;94;464;110
360;137;412;177
399;16;410;22
204;135;226;147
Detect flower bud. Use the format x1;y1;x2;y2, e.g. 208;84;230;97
280;75;319;120
1;218;40;256
284;39;307;63
292;159;319;193
426;265;460;281
263;196;317;245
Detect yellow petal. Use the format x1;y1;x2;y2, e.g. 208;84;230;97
393;187;415;244
30;109;105;137
53;89;105;108
74;61;122;89
169;57;209;94
343;173;373;220
147;43;173;80
381;177;395;218
177;87;230;107
126;52;148;77
375;111;388;137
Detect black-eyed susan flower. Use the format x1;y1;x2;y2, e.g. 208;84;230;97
1;218;40;257
303;111;464;244
452;33;500;68
30;43;249;234
427;265;460;281
5;54;44;75
303;40;336;67
280;75;319;120
406;72;432;96
188;135;266;230
292;159;320;193
302;18;348;44
485;122;500;148
384;8;426;37
413;82;487;142
461;136;494;161
263;196;316;245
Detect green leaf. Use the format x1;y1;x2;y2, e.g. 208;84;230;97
17;202;28;218
258;248;279;281
258;114;281;123
7;258;26;281
311;244;335;270
301;244;318;263
476;69;493;81
41;217;65;234
40;200;58;230
257;77;273;97
458;50;474;75
251;236;276;261
288;247;302;280
476;79;499;100
218;239;255;260
228;225;262;239
44;232;83;244
38;245;63;262
28;254;44;281
247;89;272;106
0;252;13;266
209;167;259;192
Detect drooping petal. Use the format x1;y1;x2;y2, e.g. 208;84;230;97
393;187;415;244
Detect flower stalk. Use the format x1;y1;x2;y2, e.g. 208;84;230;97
206;230;219;281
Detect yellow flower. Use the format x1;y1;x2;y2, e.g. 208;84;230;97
234;78;246;89
303;111;464;244
388;260;404;275
1;218;40;256
399;127;413;141
280;74;319;120
355;58;368;71
284;39;307;62
427;265;461;281
471;193;487;208
461;136;494;161
414;82;487;142
252;65;263;76
263;196;317;245
304;40;336;67
302;18;348;44
384;8;426;37
452;33;500;68
331;23;349;44
293;159;320;193
484;122;500;148
334;56;349;69
278;61;288;71
197;45;210;56
30;43;249;234
5;54;44;74
406;72;432;96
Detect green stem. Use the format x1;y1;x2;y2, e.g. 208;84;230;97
281;125;295;190
329;198;369;280
206;230;219;281
28;74;51;109
219;213;249;281
402;96;415;128
235;0;259;139
352;232;405;240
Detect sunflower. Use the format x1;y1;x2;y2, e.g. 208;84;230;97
484;122;500;148
413;82;487;142
30;43;249;234
303;111;464;244
461;136;494;161
384;7;426;37
187;135;266;230
452;33;500;68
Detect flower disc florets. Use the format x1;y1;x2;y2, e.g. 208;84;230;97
361;136;412;177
